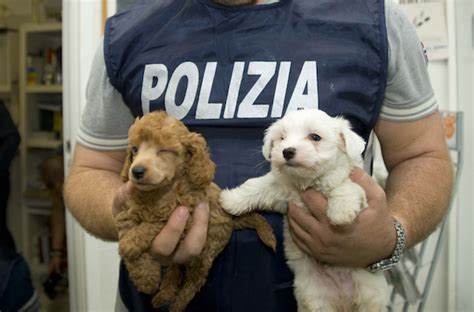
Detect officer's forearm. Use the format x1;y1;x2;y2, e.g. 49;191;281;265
64;166;121;241
384;154;453;248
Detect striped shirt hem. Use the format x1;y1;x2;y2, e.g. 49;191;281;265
77;128;128;151
380;96;438;122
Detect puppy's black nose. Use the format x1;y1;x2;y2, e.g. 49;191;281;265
283;148;296;161
132;166;146;179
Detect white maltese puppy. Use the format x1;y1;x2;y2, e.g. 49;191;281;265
220;109;388;312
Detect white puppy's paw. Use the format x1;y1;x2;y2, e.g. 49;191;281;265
327;195;366;225
327;182;367;225
327;202;359;225
219;189;246;216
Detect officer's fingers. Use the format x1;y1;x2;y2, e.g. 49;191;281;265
287;215;313;255
173;203;210;264
350;167;385;201
299;190;328;222
150;207;189;258
288;202;322;237
288;228;312;256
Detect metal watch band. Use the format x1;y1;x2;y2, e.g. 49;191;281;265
367;218;406;273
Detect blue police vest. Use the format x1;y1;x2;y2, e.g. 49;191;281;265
105;0;388;310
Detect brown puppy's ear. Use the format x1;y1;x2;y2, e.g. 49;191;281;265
121;147;133;182
184;133;215;188
121;118;141;182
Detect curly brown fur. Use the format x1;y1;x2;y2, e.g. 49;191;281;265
116;111;276;311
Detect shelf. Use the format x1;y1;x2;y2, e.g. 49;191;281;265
21;23;62;33
1;84;18;95
26;85;62;93
1;30;18;92
23;189;52;216
28;131;61;149
0;85;11;93
27;137;62;149
18;21;65;301
27;207;51;216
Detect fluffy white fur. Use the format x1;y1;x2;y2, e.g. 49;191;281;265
220;109;388;312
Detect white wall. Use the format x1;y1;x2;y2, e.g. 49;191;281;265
451;0;474;310
63;1;120;311
419;1;474;311
421;61;450;312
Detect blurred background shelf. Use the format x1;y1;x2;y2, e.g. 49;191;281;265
16;16;67;312
26;84;62;93
27;137;62;149
0;85;12;93
27;207;52;216
21;22;62;33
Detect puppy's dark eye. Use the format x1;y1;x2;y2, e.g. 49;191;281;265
131;146;138;154
309;133;321;141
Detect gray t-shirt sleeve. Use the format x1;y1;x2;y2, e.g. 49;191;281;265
381;0;438;122
77;40;134;151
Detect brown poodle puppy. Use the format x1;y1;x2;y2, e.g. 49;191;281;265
115;111;276;312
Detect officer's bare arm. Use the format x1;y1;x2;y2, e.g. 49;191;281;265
375;111;453;248
64;144;126;241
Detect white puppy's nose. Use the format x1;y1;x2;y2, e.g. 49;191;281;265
283;147;296;161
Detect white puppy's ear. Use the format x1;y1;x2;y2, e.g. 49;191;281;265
262;127;273;161
263;120;282;161
338;119;366;163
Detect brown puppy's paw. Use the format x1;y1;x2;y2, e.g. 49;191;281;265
119;237;143;259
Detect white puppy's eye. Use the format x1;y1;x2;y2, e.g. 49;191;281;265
308;133;322;141
131;146;138;154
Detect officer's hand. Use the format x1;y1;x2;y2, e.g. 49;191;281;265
287;168;396;267
150;203;209;265
112;182;209;265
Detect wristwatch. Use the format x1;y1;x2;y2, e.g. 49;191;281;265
367;218;406;273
